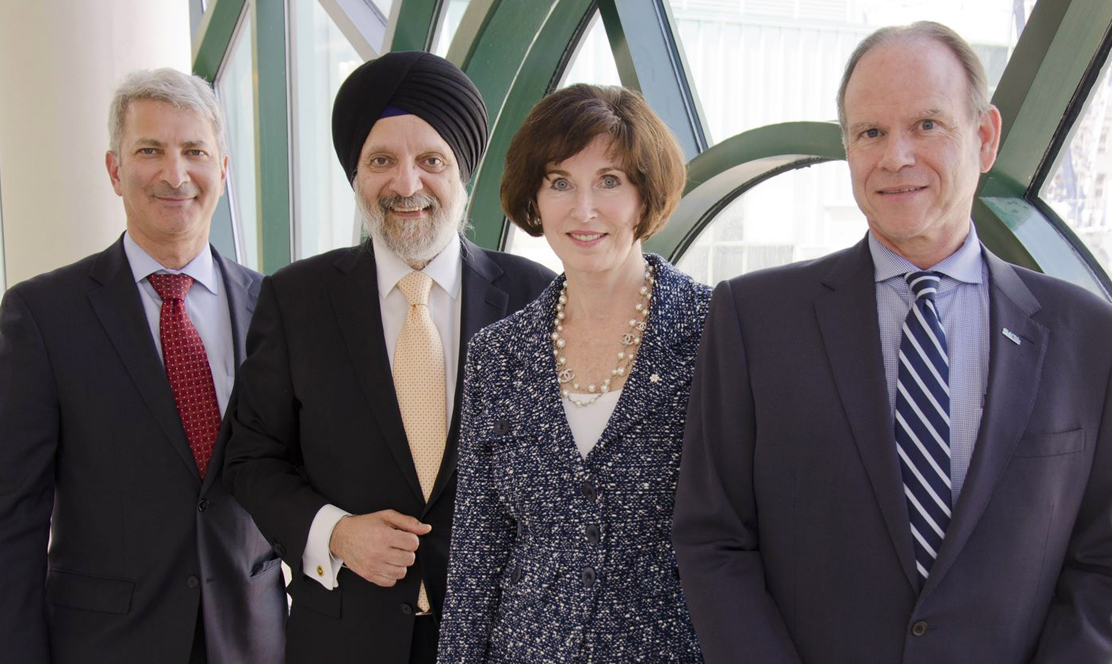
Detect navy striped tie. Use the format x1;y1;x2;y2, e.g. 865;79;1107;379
895;271;951;587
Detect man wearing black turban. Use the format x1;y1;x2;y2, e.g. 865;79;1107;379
224;51;554;664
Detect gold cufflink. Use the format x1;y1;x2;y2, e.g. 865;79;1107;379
316;565;325;577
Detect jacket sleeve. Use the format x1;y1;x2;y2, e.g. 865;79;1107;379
1031;366;1112;662
222;276;328;573
672;280;802;664
437;338;516;662
0;288;56;662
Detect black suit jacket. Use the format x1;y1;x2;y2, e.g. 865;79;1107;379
674;236;1112;663
224;238;554;664
0;236;286;664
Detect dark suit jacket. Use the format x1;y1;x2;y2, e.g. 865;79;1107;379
223;238;553;664
0;236;286;664
673;236;1112;664
438;254;708;662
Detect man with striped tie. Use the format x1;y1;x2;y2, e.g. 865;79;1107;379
674;21;1112;664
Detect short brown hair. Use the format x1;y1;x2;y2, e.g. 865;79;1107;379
501;84;686;240
837;21;990;137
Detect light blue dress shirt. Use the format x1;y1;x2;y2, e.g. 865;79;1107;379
870;223;990;503
123;232;235;416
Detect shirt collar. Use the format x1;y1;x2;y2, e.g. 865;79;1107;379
123;231;220;296
869;221;983;285
373;232;462;301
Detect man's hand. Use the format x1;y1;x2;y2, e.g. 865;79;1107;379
329;509;432;587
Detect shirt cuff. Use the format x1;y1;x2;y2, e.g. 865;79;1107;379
303;504;350;589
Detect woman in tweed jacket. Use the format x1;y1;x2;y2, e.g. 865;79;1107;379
438;84;709;663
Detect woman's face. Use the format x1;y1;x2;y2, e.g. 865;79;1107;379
536;135;644;279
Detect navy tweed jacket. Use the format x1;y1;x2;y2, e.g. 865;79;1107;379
438;254;710;663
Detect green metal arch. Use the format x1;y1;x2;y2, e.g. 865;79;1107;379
189;0;1112;300
979;0;1112;297
644;121;844;260
456;0;596;250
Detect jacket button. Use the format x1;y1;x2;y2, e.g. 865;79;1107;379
197;498;209;512
580;481;597;501
186;575;200;589
585;524;600;544
273;543;286;557
493;419;510;435
400;603;414;616
511;567;522;584
911;621;928;637
581;566;596;588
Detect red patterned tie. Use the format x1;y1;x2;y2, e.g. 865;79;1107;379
148;274;221;478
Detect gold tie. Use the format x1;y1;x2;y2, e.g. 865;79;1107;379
393;271;446;613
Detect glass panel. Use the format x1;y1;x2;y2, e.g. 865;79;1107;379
666;0;1033;145
1041;52;1112;277
560;11;621;88
504;11;622;274
216;9;259;269
370;0;395;20
290;0;364;259
433;0;472;57
677;160;866;284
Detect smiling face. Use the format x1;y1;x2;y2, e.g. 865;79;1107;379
843;37;1000;268
354;114;465;268
106;99;227;265
536;135;645;280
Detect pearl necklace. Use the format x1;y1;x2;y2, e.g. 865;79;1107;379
551;265;654;407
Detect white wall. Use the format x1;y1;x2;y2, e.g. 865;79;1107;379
0;0;191;287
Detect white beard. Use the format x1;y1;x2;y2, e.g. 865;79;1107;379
355;178;467;268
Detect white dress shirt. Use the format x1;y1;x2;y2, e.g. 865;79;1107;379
122;232;235;416
870;222;989;502
304;234;463;589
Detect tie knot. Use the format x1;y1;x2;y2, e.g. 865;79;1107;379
905;271;941;303
149;273;195;301
397;271;433;307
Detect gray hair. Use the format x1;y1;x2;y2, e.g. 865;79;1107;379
108;68;228;157
836;21;991;135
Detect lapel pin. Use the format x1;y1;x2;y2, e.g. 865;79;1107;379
650;373;661;383
1001;328;1021;345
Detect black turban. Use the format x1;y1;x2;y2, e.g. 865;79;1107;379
331;51;488;186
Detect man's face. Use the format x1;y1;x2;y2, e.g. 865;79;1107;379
843;38;1000;267
354;114;465;267
106;99;226;252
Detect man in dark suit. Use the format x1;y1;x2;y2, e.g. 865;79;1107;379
0;69;286;664
223;52;554;664
674;21;1112;664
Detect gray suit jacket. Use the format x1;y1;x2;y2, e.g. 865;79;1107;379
674;236;1112;663
0;236;286;664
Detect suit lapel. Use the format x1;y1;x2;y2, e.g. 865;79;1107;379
424;240;510;513
328;246;425;503
922;250;1046;597
204;248;259;495
87;238;202;483
815;239;919;590
216;248;258;367
591;259;688;458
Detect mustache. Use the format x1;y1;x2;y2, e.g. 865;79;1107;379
378;192;439;213
151;185;198;198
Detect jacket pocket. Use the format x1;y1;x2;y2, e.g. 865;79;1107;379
250;554;283;578
1013;429;1085;458
287;572;342;619
46;569;133;615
